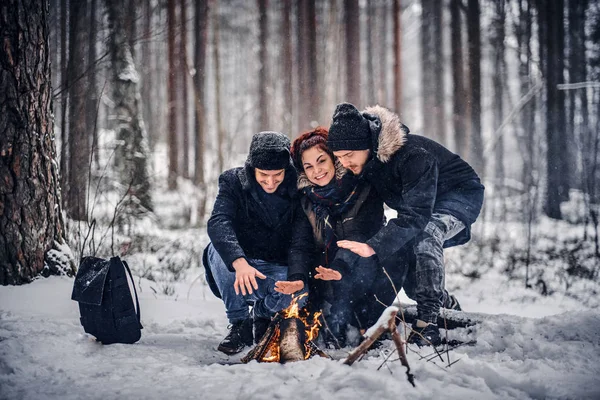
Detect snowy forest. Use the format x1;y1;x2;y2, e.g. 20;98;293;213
1;0;600;399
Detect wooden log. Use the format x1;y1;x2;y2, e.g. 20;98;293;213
396;304;478;329
279;318;306;363
343;307;399;366
241;314;282;364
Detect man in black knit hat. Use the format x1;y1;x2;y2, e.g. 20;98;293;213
327;103;484;347
202;131;313;355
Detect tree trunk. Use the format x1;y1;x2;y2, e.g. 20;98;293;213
378;0;389;105
141;0;155;149
87;0;99;168
106;0;153;212
193;0;209;220
344;0;360;107
296;0;318;129
365;1;376;106
59;0;68;205
393;0;402;114
451;0;468;157
1;0;74;285
213;0;225;173
258;0;269;129
66;0;89;221
180;0;190;179
492;0;506;218
280;0;293;136
421;0;436;139
542;0;564;219
467;0;484;177
167;0;178;189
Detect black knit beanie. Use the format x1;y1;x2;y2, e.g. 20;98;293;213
246;131;292;170
327;103;371;152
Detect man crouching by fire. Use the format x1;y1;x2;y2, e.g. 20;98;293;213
202;131;315;355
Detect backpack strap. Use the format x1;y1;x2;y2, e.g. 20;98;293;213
121;260;143;329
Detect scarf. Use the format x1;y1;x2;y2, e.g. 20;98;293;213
303;173;361;264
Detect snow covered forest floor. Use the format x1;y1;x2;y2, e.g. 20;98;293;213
2;141;600;399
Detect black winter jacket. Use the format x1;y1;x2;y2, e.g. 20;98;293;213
359;106;485;262
297;160;385;274
204;165;314;280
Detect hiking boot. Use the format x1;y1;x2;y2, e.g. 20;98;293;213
217;318;253;355
253;316;271;344
407;321;441;347
443;294;462;311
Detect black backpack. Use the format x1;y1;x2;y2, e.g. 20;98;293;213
71;256;143;344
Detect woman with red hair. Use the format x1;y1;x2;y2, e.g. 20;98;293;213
275;127;392;347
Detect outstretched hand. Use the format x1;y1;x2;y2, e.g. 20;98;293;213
274;280;304;295
314;266;342;281
337;240;376;258
232;258;266;295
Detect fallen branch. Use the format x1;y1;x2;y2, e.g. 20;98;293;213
343;306;415;387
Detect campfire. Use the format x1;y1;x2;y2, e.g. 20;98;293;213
241;293;324;363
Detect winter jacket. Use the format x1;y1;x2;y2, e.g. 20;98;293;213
359;106;485;262
204;164;314;279
297;160;385;272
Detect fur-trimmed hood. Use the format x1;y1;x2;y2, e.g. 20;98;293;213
363;105;410;163
297;158;347;190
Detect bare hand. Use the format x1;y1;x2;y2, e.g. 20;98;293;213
232;258;266;295
274;280;304;295
337;240;376;258
314;266;342;281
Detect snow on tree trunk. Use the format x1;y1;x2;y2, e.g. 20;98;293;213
0;0;75;285
106;0;153;213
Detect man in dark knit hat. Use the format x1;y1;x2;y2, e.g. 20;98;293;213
327;103;484;347
202;131;313;355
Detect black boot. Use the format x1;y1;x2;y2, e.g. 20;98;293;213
217;318;253;355
443;293;462;311
407;321;441;347
253;316;271;344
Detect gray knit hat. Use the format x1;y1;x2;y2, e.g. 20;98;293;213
246;131;292;170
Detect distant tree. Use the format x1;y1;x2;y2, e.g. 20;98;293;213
393;0;402;114
59;0;68;202
365;0;376;105
280;0;293;135
467;0;484;176
87;0;99;167
542;0;565;219
377;0;389;105
344;0;360;107
296;0;318;128
213;0;225;173
491;0;507;218
258;0;269;129
167;0;178;189
106;0;153;212
451;0;468;157
66;0;89;221
193;0;209;218
180;0;190;179
1;0;75;284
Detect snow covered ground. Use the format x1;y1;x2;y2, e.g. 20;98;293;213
2;266;599;399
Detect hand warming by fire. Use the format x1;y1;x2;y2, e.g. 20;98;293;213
242;293;324;364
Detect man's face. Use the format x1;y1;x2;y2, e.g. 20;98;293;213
333;150;370;175
254;168;286;193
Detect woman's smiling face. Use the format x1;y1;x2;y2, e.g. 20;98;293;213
301;145;336;187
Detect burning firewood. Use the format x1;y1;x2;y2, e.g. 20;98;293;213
279;318;306;363
241;293;324;364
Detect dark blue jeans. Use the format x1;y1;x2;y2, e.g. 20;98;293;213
403;213;465;324
206;243;306;323
328;248;378;329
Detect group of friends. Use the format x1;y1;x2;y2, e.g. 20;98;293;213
202;102;485;355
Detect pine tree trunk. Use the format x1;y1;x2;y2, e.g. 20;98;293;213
66;0;89;221
258;0;269;129
106;0;153;212
87;0;99;167
59;0;68;205
451;0;468;157
0;0;74;285
393;0;402;114
467;0;484;177
180;0;190;179
421;0;435;138
492;0;506;219
345;0;360;107
366;1;376;105
193;0;209;220
167;0;179;189
213;0;225;173
280;0;293;136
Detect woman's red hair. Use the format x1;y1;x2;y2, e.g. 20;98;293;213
290;127;333;171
